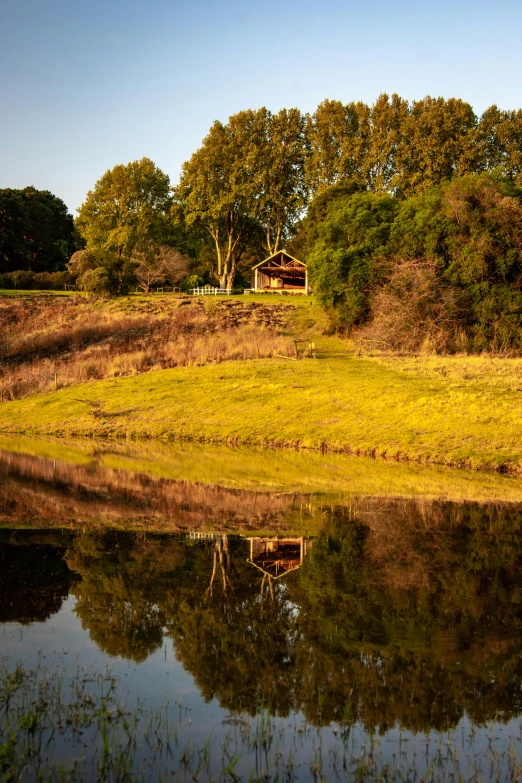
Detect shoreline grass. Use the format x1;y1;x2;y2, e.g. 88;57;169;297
1;659;521;782
1;350;522;473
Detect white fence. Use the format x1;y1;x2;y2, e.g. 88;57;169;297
191;286;232;296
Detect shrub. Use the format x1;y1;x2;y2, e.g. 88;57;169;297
305;173;522;352
0;270;74;290
356;259;466;353
305;188;398;331
10;270;36;289
68;249;136;295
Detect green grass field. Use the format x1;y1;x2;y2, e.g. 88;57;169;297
1;292;522;472
0;288;76;297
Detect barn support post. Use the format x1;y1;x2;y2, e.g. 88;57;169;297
305;268;308;295
255;268;258;291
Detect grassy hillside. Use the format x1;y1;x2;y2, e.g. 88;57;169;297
1;292;522;472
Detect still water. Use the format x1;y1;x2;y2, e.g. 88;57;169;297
2;443;522;781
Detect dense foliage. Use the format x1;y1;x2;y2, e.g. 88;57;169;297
175;108;308;288
0;187;78;274
304;173;522;350
175;94;522;298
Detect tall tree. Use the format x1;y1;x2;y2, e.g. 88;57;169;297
257;108;308;255
0;187;78;273
476;105;522;185
76;158;172;259
305;99;368;193
176;108;308;287
175;109;266;288
175;110;266;289
396;97;477;196
307;95;480;198
362;93;410;192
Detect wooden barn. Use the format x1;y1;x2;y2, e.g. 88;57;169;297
251;251;308;293
247;537;312;579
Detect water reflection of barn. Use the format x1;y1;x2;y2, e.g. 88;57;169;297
247;537;312;578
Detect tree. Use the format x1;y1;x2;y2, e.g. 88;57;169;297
305;187;398;329
0;187;78;273
396;97;477;196
376;173;522;350
176;111;267;289
76;158;172;259
360;93;410;192
305;99;371;194
67;248;135;295
132;245;190;293
256;108;308;255
306;95;479;199
476;105;522;185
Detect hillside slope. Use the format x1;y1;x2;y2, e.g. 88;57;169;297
1;293;522;472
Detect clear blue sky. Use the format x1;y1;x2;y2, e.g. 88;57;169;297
1;0;521;214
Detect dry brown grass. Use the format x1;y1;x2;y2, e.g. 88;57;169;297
0;296;294;400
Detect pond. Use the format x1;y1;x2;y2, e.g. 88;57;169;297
2;440;522;781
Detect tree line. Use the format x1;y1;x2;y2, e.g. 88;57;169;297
2;93;522;349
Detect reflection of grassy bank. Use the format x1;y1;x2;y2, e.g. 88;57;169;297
2;434;522;502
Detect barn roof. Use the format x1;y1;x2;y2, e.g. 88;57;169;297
251;250;306;271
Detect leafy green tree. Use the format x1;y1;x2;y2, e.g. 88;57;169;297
360;93;410;192
305;99;368;193
476;105;522;185
76;158;172;259
388;173;522;349
0;187;78;273
306;95;479;198
176;107;308;287
396;97;478;196
175;110;268;289
257;108;308;254
305;187;398;329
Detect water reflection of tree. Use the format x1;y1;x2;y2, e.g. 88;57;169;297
0;532;75;623
66;531;189;662
167;503;522;731
6;500;522;733
169;536;301;716
292;503;522;731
